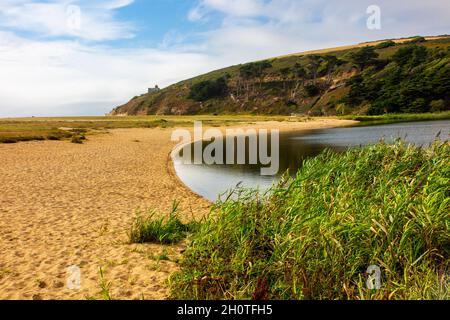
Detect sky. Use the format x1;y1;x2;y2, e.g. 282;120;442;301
0;0;449;117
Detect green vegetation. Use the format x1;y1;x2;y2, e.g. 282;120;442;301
239;61;273;82
189;77;229;102
340;110;450;125
0;117;185;144
129;202;199;245
408;36;427;44
170;141;450;300
98;267;113;300
111;36;450;116
0;115;293;144
374;41;396;50
344;43;450;115
348;46;379;69
70;134;86;144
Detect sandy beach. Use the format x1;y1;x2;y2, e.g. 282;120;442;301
0;119;355;300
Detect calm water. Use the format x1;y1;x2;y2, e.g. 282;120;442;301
174;120;450;201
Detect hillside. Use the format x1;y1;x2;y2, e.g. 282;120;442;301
111;36;450;116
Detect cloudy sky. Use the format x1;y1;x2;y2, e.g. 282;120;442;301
0;0;449;117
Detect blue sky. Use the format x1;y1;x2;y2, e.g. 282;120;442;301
0;0;449;117
116;0;200;47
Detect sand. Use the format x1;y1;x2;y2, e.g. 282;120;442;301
0;119;356;300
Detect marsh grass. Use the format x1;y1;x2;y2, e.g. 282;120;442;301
340;111;450;125
0;115;289;144
170;140;450;300
129;201;200;245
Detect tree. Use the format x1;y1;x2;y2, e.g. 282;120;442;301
392;45;428;67
280;67;292;91
407;36;426;44
290;63;307;98
305;84;320;97
239;61;272;97
405;98;429;113
430;100;448;112
322;55;340;80
239;61;272;80
345;75;366;106
188;77;228;102
292;63;307;79
306;55;322;82
374;40;396;49
349;46;379;70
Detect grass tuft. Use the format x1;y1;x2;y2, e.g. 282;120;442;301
129;201;200;245
71;135;85;144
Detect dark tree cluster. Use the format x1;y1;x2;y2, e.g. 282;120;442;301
188;77;229;102
348;46;379;70
239;61;273;80
343;45;450;114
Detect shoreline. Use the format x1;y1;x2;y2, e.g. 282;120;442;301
0;118;355;300
168;118;358;202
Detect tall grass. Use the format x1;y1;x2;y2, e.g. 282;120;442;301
129;201;199;245
170;141;450;300
340;111;450;125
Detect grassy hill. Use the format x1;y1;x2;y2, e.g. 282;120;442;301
111;36;450;116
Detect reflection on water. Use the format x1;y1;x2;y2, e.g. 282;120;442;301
174;120;450;202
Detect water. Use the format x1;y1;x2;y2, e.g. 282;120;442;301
173;120;450;201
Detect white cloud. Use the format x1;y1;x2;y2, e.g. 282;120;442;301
0;31;221;117
189;0;450;62
0;0;135;41
1;0;450;117
188;0;266;20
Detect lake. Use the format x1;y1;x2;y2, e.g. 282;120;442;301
173;120;450;202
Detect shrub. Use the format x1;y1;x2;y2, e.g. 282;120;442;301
349;46;379;69
408;36;427;44
430;100;449;112
305;84;320;97
239;61;273;80
375;41;396;49
0;138;18;144
188;77;228;102
393;45;428;67
71;135;84;144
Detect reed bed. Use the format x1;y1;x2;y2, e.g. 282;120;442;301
170;140;450;300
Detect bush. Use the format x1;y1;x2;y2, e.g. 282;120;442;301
408;36;426;44
430;100;449;112
129;202;199;244
188;77;228;102
71;135;84;144
170;141;450;300
406;98;429;113
349;46;379;69
375;41;396;49
304;84;320;97
239;61;273;80
0;136;46;143
0;138;18;144
393;45;428;67
344;44;449;114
